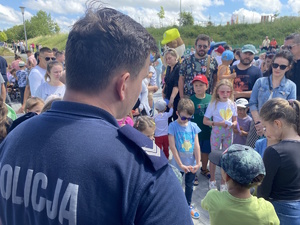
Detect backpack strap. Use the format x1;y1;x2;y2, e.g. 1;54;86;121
205;55;211;77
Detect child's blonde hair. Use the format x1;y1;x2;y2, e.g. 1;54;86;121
25;97;45;112
133;116;155;133
211;79;234;108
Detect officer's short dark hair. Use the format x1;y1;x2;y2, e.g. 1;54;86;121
65;7;157;94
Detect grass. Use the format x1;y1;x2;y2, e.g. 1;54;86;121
27;33;68;50
0;47;14;57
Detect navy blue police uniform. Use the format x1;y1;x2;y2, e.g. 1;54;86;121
0;101;193;225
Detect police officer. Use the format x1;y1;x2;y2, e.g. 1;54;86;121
0;6;193;225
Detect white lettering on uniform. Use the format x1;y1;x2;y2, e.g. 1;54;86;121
0;164;13;200
31;172;48;212
0;164;79;225
12;166;23;204
59;183;79;225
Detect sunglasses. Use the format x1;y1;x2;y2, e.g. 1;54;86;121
179;114;194;121
283;44;298;51
197;45;208;49
219;91;232;95
272;63;288;70
44;57;56;61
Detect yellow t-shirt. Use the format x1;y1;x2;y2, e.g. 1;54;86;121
201;190;279;225
217;64;233;83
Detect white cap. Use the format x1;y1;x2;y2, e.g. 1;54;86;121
236;98;248;108
155;99;167;112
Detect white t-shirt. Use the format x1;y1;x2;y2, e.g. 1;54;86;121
35;82;66;101
149;66;157;86
29;65;46;97
204;99;237;122
154;108;173;137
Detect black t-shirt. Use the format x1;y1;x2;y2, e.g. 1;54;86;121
230;64;262;93
257;140;300;201
163;62;180;101
289;60;300;100
0;56;7;76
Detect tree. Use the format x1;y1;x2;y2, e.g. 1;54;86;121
178;11;194;26
157;6;165;27
0;31;8;42
26;10;60;38
4;10;60;41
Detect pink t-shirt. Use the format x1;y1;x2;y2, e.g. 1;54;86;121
117;116;134;127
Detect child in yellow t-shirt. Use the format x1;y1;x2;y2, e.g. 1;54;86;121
217;50;236;83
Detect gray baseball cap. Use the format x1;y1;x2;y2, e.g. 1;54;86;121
209;144;266;185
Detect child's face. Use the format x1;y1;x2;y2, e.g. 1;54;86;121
27;103;44;115
142;126;155;141
261;119;281;141
217;85;232;102
237;107;247;117
176;110;193;126
193;81;207;96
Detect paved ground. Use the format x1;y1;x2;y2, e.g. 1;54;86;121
153;88;223;225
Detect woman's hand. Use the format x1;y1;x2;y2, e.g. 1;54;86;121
255;121;264;136
168;98;174;108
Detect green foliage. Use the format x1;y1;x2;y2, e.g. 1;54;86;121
4;10;60;42
27;33;68;50
0;31;8;42
148;16;300;47
12;16;300;52
157;6;165;20
179;11;194;26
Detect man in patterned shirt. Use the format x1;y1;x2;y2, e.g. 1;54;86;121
179;34;218;98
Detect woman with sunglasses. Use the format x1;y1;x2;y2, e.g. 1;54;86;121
249;50;296;139
162;48;180;123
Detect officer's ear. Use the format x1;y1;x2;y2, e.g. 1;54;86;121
116;72;130;101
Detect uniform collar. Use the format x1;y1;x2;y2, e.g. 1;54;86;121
50;101;119;127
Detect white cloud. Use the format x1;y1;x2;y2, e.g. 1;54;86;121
0;4;33;30
244;0;282;13
54;16;77;33
213;0;225;6
288;0;300;14
232;8;262;24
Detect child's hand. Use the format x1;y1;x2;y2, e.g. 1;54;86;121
232;72;237;79
180;164;191;173
190;165;200;174
219;120;227;128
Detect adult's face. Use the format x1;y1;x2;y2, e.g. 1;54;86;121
39;52;54;69
240;52;254;66
165;53;177;67
272;57;290;79
284;39;300;58
124;55;150;117
195;40;209;58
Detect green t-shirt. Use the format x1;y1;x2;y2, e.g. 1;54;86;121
201;190;280;225
190;94;211;140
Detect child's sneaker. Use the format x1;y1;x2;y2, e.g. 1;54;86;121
209;180;217;190
220;184;228;192
189;205;200;219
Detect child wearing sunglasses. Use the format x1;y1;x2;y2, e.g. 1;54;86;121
203;79;237;191
168;98;201;219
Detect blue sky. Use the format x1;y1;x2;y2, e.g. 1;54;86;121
0;0;299;32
